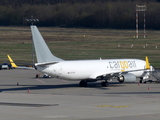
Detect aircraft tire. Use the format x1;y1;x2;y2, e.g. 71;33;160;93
101;81;109;87
139;80;142;83
79;80;87;87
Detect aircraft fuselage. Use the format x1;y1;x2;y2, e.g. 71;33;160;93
36;59;145;81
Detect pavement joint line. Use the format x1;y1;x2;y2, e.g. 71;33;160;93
0;114;43;119
146;115;156;118
128;101;160;106
0;114;71;119
79;109;87;111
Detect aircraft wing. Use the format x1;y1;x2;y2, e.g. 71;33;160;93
89;68;149;80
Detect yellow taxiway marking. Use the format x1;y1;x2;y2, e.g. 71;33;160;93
112;106;129;108
96;105;130;108
96;105;113;107
106;112;113;113
119;113;127;115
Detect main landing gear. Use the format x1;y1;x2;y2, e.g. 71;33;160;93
101;80;109;87
79;80;87;87
79;80;109;87
139;77;143;83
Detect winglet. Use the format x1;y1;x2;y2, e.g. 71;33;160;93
145;56;150;69
7;55;18;68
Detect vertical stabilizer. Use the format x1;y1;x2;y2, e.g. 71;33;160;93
31;26;63;63
7;55;18;68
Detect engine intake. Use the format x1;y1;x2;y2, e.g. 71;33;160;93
118;73;136;83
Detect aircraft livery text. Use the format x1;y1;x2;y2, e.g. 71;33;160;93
109;61;137;72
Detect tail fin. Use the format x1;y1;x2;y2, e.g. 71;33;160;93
145;56;150;69
30;25;63;63
7;55;18;68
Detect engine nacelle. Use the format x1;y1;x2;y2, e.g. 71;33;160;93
117;73;136;83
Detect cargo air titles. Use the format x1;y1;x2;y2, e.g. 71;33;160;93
109;61;136;72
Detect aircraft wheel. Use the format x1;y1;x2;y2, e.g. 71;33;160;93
139;80;142;83
139;77;144;83
79;80;87;87
101;81;109;87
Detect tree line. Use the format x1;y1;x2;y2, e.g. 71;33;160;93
0;0;160;29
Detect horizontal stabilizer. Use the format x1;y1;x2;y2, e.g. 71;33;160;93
35;62;59;66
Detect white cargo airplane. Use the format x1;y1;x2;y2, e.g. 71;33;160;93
31;25;152;87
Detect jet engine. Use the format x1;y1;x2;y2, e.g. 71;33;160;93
117;73;136;83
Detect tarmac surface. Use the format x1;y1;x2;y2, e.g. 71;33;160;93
0;69;160;120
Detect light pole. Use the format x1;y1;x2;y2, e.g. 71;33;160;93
136;5;147;38
25;16;39;66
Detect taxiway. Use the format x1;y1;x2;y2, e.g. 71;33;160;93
0;69;160;120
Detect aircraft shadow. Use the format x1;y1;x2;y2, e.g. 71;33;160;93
106;92;160;94
0;84;78;92
0;82;125;92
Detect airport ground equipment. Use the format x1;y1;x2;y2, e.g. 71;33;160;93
0;63;12;70
149;69;160;83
